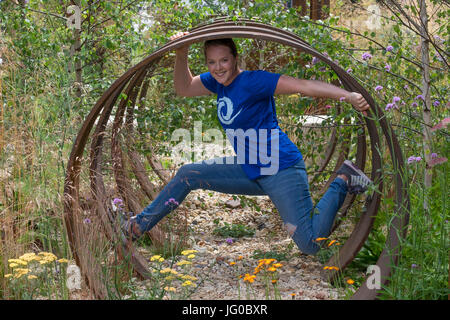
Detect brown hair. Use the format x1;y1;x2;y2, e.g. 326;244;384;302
203;38;238;59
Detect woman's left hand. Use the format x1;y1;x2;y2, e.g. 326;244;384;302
346;92;370;116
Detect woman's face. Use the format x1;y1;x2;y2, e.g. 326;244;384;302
205;45;239;86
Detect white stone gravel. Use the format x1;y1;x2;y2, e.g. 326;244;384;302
136;189;345;300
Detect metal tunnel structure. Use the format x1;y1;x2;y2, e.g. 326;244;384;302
63;18;410;300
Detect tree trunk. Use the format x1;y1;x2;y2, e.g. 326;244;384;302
419;0;433;209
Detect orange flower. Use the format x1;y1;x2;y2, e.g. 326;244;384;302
315;237;328;242
267;267;277;272
347;279;355;285
243;273;256;283
273;263;283;268
271;279;278;284
327;240;337;247
229;261;236;266
237;255;243;260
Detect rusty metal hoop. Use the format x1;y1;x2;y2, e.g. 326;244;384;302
63;18;410;300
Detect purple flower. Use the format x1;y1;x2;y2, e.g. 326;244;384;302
83;218;92;224
226;238;233;244
385;103;394;111
375;85;383;91
386;45;394;52
407;156;422;164
113;198;123;206
411;264;418;269
415;94;424;101
325;105;332;109
339;96;346;102
433;100;440;107
411;102;418;108
392;96;401;104
362;52;372;60
165;198;179;206
312;57;320;65
384;63;391;72
403;85;409;90
346;68;353;73
431;153;438;159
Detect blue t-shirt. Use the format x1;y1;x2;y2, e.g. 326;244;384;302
200;70;302;180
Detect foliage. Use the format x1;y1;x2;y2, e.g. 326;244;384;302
0;0;448;300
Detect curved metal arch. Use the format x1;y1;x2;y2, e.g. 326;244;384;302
63;18;410;300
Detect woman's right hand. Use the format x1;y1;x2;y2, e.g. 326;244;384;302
170;31;189;41
170;31;190;54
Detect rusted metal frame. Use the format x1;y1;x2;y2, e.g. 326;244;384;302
64;19;409;300
124;63;162;201
111;68;149;215
351;106;410;299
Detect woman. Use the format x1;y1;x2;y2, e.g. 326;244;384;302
121;33;372;255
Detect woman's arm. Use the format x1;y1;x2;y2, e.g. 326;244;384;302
172;32;212;97
275;75;370;115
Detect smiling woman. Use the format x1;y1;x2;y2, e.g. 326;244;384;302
122;32;374;259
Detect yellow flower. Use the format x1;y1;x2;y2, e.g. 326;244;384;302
4;274;13;278
57;258;69;263
182;280;196;287
150;255;162;262
19;252;37;262
8;259;27;266
164;286;177;292
187;254;196;259
27;275;38;280
9;263;19;268
181;249;197;256
176;260;192;266
160;268;172;274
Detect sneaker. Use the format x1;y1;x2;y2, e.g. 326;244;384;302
120;212;142;241
337;160;372;194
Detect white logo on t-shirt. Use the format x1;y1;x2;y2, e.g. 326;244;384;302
217;97;242;125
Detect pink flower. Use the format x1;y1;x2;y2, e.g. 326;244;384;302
325;105;333;109
429;157;448;167
375;85;383;91
430;117;450;132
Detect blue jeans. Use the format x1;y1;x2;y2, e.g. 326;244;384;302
135;156;348;255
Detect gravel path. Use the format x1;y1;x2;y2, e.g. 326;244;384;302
131;189;346;300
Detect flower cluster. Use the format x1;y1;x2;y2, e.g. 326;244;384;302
5;252;69;280
147;249;199;297
164;198;179;206
385;96;401;111
407;156;422;164
362;52;372;61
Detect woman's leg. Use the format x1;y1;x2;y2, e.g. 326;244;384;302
256;159;348;255
133;156;266;233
